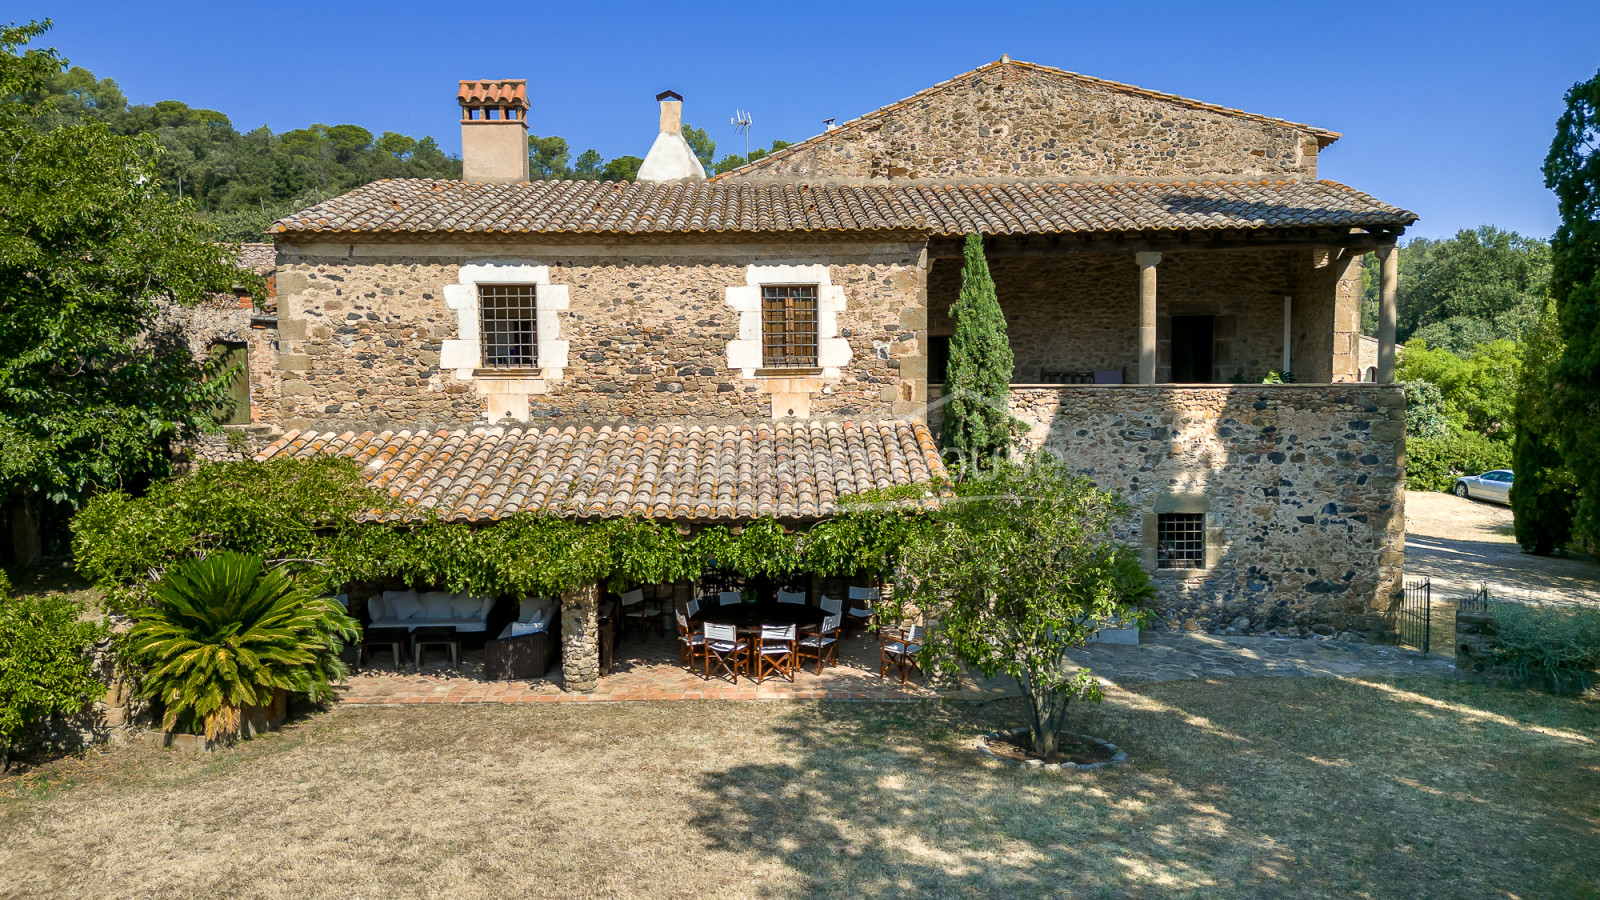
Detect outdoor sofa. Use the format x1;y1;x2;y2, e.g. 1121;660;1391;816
366;589;495;633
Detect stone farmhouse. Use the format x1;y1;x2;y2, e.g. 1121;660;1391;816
204;58;1415;678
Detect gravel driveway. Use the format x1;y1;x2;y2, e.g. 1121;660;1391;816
1403;490;1600;606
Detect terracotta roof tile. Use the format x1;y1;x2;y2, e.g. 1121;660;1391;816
254;419;945;523
270;178;1415;236
457;79;528;109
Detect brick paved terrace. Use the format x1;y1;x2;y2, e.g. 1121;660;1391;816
337;630;1020;704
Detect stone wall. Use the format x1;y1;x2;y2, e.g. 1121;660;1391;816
928;248;1359;383
271;239;929;431
154;294;282;425
173;425;282;473
998;384;1405;639
731;62;1323;183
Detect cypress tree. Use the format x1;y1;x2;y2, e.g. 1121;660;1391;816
1543;70;1600;547
942;234;1015;471
1511;299;1576;554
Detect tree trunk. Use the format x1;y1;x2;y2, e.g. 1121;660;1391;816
10;490;42;566
1017;671;1070;757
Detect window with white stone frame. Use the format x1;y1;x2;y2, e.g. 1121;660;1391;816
477;284;539;368
438;262;569;423
760;284;820;370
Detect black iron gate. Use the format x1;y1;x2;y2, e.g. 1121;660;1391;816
1397;577;1432;655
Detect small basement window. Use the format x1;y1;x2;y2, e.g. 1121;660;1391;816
479;284;538;368
761;284;819;370
1156;513;1206;569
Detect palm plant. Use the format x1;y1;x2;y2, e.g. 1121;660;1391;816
130;552;357;741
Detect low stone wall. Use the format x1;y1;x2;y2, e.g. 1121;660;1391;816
960;384;1406;640
173;425;282;472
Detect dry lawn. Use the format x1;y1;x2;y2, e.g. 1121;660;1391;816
3;678;1598;899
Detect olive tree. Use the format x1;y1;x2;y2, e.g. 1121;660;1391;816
879;454;1154;755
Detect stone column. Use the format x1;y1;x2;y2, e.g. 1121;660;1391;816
559;581;601;693
1377;242;1398;383
1135;252;1161;384
1281;294;1293;375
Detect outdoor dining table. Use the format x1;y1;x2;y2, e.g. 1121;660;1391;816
696;601;826;633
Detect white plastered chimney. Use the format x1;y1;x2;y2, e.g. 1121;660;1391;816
636;90;708;184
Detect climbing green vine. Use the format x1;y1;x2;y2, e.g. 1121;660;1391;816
71;458;931;609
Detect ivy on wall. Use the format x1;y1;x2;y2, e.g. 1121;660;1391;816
71;458;932;610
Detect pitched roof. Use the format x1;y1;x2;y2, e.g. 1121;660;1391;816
269;178;1414;237
255;419;945;523
717;57;1341;181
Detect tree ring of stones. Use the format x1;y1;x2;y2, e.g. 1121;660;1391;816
974;726;1129;773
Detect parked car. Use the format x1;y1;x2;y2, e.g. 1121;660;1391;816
1453;469;1514;504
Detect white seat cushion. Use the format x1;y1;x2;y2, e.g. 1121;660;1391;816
708;640;745;652
384;589;423;620
798;635;836;647
450;593;483;619
421;591;454;619
680;634;707;646
509;621;547;637
849;608;872;617
759;645;792;655
884;641;922;656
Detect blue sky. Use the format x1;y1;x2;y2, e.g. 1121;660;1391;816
31;0;1600;240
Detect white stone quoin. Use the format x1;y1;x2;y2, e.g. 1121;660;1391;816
441;262;569;422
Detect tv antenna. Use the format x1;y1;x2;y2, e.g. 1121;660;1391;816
729;109;753;156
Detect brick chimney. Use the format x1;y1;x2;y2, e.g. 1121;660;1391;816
458;79;529;184
637;90;707;184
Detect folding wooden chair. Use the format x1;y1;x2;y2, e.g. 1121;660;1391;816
880;624;925;683
619;588;663;641
753;624;797;683
703;622;748;684
797;613;842;675
845;586;878;636
676;609;707;671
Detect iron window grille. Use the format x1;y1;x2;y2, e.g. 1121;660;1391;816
761;284;819;369
1157;513;1206;569
478;284;538;368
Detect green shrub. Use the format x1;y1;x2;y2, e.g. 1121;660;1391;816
129;552;357;741
1490;600;1600;687
0;593;108;767
1406;430;1511;492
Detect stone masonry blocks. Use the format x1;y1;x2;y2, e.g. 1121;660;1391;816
559;581;601;693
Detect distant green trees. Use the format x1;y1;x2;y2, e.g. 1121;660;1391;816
1396;341;1516;491
1361;226;1551;353
22;55;783;241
